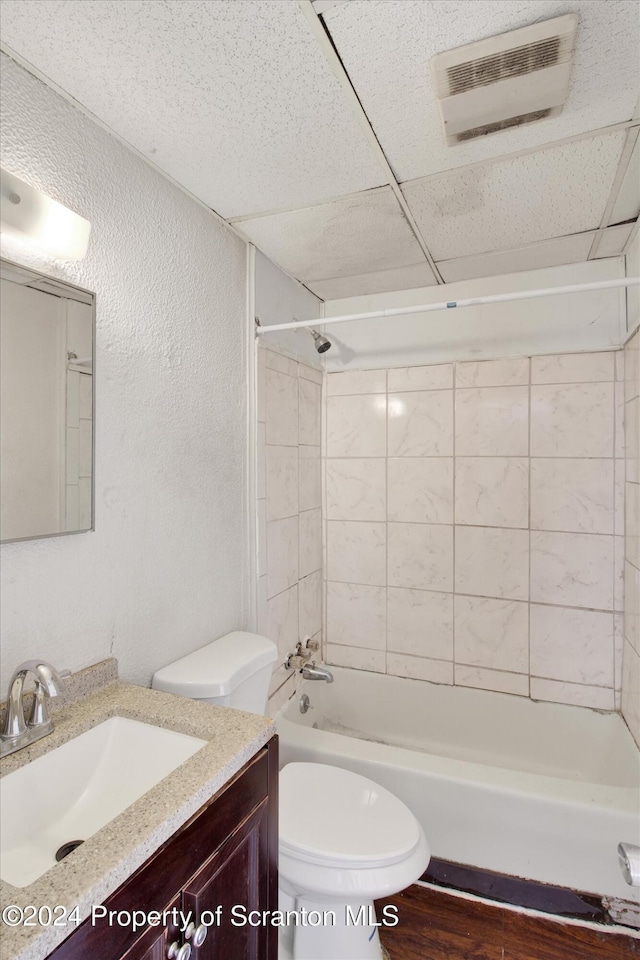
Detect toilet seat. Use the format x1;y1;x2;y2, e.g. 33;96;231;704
279;762;421;870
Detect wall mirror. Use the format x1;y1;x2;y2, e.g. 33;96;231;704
1;258;95;543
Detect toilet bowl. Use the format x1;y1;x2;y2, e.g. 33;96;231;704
152;633;430;960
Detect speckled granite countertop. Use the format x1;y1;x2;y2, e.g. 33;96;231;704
0;675;275;960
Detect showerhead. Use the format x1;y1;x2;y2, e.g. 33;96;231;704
308;327;332;354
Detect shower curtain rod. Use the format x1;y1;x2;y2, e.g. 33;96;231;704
256;276;640;335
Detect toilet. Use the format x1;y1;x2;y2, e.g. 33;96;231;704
152;632;430;960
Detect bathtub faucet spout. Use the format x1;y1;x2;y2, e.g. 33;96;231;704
301;662;334;683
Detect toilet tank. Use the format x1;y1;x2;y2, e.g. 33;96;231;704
151;632;278;715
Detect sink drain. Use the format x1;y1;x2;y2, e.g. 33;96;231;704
55;840;84;862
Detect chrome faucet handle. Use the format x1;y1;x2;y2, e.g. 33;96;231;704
2;661;66;751
28;668;69;729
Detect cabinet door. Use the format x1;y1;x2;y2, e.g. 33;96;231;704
183;798;273;960
120;895;180;960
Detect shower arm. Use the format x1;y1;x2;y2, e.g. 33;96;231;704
255;276;640;336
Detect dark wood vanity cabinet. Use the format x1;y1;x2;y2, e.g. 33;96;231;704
48;737;278;960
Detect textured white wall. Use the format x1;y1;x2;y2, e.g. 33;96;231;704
0;54;248;688
323;259;626;371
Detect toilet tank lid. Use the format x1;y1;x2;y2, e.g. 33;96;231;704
151;632;277;699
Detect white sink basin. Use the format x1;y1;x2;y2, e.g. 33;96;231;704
0;717;206;888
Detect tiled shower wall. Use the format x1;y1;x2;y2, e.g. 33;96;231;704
324;351;625;710
256;345;323;713
623;329;640;744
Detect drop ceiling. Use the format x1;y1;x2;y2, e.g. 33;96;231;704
0;0;638;300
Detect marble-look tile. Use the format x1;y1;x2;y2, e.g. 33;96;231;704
327;520;386;585
298;361;323;384
326;369;386;395
387;390;453;456
326;394;387;457
78;477;91;530
388;364;453;392
299;508;322;578
326;458;386;521
621;641;640;748
530;677;614;710
615;460;625;536
326;581;386;648
78;419;92;478
387;653;453;684
454;596;528;673
531;352;615;384
299;377;321;445
615;381;625;459
388;523;453;592
267;516;298;599
266;368;298;446
530;605;614;686
626;396;639;483
454;665;529;697
257;575;267;636
455;386;528;456
625;329;640;403
530;383;614;457
455;458;528;528
257;346;266;422
387;587;453;660
65;484;79;531
625;560;640;654
455;526;529;601
455;357;529;388
299;570;322;640
530;459;614;534
257;499;267;578
388;458;453;524
614;614;624;693
299;445;321;512
78;372;92;420
615;535;624;612
257;422;266;500
530;531;614;610
265;349;298;377
615;350;624;382
268;673;296;716
266;445;298;521
627;481;640;568
326;643;386;673
66;369;79;427
267;583;298;662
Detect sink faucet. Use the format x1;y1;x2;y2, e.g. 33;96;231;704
301;662;334;683
1;660;66;758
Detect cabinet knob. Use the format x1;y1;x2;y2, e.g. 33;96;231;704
184;921;208;947
167;942;191;960
193;923;208;947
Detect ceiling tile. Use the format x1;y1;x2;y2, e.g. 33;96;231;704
0;0;386;219
609;133;640;225
237;188;427;281
323;0;640;182
592;223;635;259
437;233;596;283
306;262;437;300
402;131;626;261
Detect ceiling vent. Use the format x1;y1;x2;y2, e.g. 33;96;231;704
431;14;578;145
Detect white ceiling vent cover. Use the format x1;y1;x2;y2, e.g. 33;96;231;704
431;14;578;145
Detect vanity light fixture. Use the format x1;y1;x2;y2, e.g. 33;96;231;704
0;168;91;261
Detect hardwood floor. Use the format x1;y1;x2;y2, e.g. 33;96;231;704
376;885;640;960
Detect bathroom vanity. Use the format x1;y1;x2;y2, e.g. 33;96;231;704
47;738;278;960
0;667;277;960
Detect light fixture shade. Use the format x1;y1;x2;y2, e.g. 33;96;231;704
0;168;91;261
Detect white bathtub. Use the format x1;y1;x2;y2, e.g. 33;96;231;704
276;667;640;907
